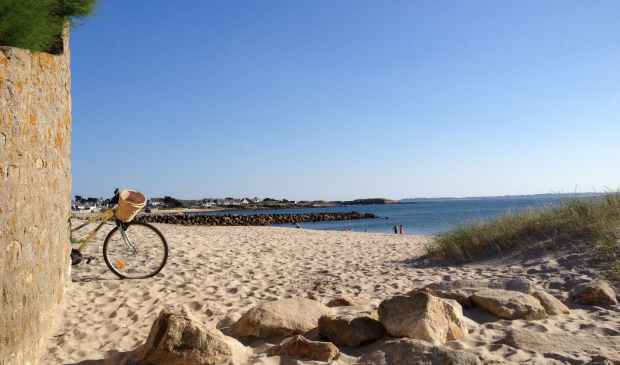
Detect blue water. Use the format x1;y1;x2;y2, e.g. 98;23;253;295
190;197;563;235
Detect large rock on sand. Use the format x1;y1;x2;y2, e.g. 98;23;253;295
570;281;618;306
505;328;620;356
532;291;570;315
378;292;467;345
358;338;484;365
432;288;478;310
427;278;534;294
471;289;548;320
318;313;386;347
139;307;245;365
326;296;371;307
233;297;332;341
272;335;339;362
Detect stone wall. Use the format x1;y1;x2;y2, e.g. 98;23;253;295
134;211;380;226
0;32;72;365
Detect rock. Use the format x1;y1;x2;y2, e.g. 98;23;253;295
133;211;380;227
471;289;548;320
272;345;285;356
358;338;484;365
138;307;244;365
326;296;371;307
426;278;534;294
587;354;620;365
433;288;478;310
532;291;570;315
119;358;145;365
405;288;435;296
378;292;467;345
272;335;339;362
233;297;332;341
504;278;535;294
318;314;386;347
504;328;549;350
426;279;495;291
570;281;618;306
504;328;620;356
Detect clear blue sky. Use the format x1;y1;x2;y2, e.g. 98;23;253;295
70;1;620;201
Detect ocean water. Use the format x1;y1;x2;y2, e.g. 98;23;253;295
192;196;565;235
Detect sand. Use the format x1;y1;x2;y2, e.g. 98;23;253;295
40;223;620;364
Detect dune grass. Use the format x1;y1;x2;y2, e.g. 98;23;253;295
425;191;620;280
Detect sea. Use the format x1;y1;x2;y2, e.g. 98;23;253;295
190;195;586;235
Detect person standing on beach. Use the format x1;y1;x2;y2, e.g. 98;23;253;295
399;225;403;234
393;225;398;234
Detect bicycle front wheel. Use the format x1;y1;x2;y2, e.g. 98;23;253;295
103;222;168;279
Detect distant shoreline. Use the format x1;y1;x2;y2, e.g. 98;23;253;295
149;198;399;214
73;203;350;218
400;192;601;203
155;204;339;215
72;200;400;219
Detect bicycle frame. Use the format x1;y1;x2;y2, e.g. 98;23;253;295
70;208;116;251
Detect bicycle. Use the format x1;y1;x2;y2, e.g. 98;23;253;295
70;191;168;279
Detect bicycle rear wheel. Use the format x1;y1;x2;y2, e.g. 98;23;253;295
103;222;168;279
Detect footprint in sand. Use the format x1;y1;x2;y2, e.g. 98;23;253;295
592;327;620;336
74;331;88;341
186;301;204;311
522;322;550;332
94;296;117;305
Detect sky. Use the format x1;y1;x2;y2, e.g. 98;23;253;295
69;1;620;201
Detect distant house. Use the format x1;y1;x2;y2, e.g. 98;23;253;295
180;200;201;207
202;197;253;206
218;198;247;206
86;203;98;211
202;198;217;207
252;197;261;203
150;198;164;207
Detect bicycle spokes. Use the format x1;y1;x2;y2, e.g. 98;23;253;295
119;226;138;253
103;222;168;279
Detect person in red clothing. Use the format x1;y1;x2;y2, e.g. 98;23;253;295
399;225;403;234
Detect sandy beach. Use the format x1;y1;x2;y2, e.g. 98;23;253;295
40;223;620;364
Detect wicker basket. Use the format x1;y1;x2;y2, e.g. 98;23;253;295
115;190;146;222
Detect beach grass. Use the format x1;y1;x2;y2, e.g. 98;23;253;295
425;191;620;280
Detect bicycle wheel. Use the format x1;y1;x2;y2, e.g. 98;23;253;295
103;222;168;279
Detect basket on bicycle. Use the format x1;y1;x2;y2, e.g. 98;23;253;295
115;189;146;222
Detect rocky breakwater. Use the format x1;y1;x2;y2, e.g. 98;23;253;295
134;211;379;226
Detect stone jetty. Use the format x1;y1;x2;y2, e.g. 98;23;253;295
133;211;379;226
